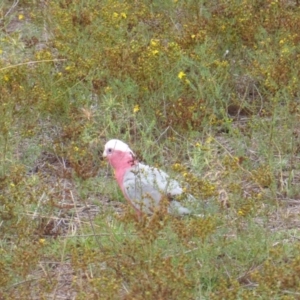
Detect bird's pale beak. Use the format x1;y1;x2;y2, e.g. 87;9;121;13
102;150;107;158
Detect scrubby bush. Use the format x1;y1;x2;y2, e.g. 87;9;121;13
1;0;300;298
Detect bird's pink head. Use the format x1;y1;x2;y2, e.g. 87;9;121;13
103;139;136;170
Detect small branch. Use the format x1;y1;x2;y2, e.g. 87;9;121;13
3;0;20;19
0;59;67;71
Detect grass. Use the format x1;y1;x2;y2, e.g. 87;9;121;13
1;0;300;298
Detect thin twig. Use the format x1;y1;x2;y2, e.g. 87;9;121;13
0;59;67;71
32;192;46;219
3;0;20;19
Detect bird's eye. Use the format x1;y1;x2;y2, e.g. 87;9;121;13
107;148;112;153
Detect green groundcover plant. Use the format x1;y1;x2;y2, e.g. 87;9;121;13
1;0;300;298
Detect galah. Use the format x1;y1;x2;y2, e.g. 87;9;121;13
103;139;192;216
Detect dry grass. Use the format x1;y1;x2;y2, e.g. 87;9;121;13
1;0;300;299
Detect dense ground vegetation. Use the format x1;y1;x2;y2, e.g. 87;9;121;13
1;0;300;298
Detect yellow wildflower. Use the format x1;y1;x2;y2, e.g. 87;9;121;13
18;14;24;20
205;136;213;144
150;39;159;47
39;239;46;245
238;210;245;216
113;12;119;18
121;13;127;19
173;163;181;170
133;104;140;113
178;71;186;79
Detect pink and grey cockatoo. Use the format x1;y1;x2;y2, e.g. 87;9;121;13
103;139;192;216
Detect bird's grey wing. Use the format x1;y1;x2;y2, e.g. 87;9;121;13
139;164;192;215
137;163;183;196
123;166;163;214
123;163;188;214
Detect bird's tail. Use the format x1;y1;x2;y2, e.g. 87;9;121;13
168;201;191;216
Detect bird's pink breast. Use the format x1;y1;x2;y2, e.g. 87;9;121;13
107;150;133;188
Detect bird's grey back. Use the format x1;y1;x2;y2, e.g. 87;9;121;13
122;163;188;214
